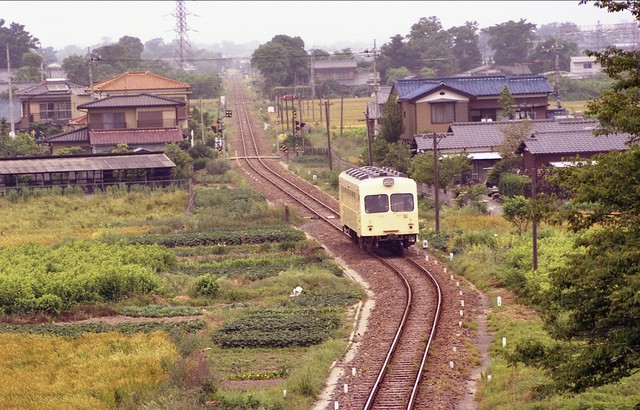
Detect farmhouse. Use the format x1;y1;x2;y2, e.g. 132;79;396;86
391;75;553;143
413;118;608;183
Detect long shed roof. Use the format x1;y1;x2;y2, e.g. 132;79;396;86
0;152;175;174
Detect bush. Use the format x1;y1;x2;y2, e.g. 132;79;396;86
205;158;231;176
192;274;219;298
499;172;531;198
35;294;63;315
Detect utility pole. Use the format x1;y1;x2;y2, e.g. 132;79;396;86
199;99;204;144
6;43;15;136
531;167;538;271
433;133;446;233
325;99;332;171
310;53;316;122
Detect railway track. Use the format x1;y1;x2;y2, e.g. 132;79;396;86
223;73;455;409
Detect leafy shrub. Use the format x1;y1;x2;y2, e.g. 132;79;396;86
192;274;220;298
499;172;531;198
450;230;498;254
35;294;63;315
205;158;231;176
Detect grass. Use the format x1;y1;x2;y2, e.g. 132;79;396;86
0;189;188;247
0;331;177;410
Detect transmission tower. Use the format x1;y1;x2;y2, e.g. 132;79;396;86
173;0;193;70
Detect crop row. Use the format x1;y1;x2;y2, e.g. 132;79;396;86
0;319;206;338
214;308;341;348
128;228;306;247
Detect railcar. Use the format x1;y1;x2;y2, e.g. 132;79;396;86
338;166;419;254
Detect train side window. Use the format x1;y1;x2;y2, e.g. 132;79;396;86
390;193;414;212
364;194;389;213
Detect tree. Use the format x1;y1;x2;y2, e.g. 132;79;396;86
527;38;579;75
0;20;38;68
409;151;471;193
509;146;640;392
251;35;308;95
498;85;516;120
164;143;192;180
448;21;482;73
505;2;640;393
0;132;48;157
378;34;413;83
368;139;411;173
385;67;411;85
15;51;42;82
378;97;404;144
483;19;537;65
406;17;457;75
497;119;533;160
501;195;532;235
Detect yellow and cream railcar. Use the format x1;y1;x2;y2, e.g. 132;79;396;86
338;166;419;254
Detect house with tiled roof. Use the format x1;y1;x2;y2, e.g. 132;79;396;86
43;94;186;154
516;129;633;171
90;71;191;129
15;78;89;131
391;75;554;143
414;118;603;182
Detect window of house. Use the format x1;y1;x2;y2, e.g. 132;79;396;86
103;112;126;129
471;109;497;122
583;62;592;69
431;103;455;124
39;101;71;121
138;111;164;128
515;109;536;120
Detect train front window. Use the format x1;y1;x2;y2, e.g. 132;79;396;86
390;193;414;212
364;194;389;213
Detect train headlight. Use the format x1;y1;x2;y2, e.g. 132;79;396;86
383;178;394;187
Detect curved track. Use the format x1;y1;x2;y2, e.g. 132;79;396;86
226;74;445;409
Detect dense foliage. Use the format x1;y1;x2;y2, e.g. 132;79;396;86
0;242;174;314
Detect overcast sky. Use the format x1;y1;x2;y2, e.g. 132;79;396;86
2;1;635;51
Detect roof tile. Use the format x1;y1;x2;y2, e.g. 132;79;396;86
92;71;190;91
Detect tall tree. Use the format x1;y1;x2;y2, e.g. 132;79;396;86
506;0;640;394
498;85;516;120
579;0;640;140
448;21;482;73
251;35;309;94
483;19;537;65
0;19;38;68
406;17;457;75
378;97;404;143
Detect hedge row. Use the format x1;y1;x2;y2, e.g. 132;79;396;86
127;228;306;247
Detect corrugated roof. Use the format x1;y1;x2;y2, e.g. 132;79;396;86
395;75;553;102
43;127;89;143
89;127;185;145
92;71;190;91
415;118;602;151
520;130;632;155
78;93;185;109
0;152;175;174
